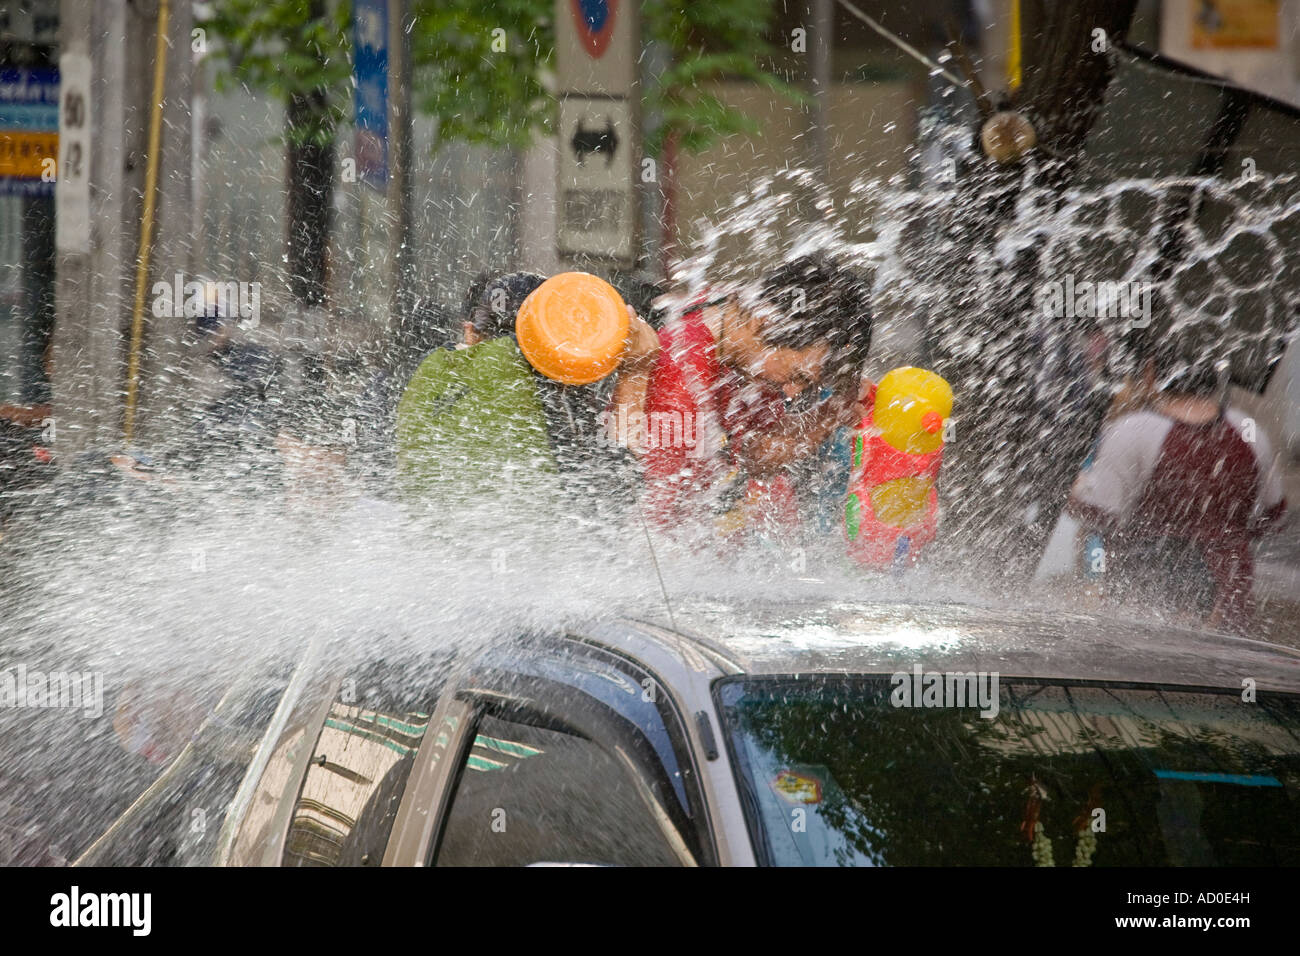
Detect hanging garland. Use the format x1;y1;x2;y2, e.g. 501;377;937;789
1022;776;1104;867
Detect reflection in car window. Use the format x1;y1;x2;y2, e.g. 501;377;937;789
282;703;429;866
717;677;1300;866
472;642;712;862
434;713;683;866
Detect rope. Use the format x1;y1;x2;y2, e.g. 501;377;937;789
834;0;969;90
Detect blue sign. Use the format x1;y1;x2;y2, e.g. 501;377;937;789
578;0;610;32
352;0;388;188
0;177;55;198
0;68;58;197
0;68;59;129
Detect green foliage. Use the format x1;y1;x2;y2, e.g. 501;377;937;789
408;0;554;151
203;0;353;146
643;0;805;156
203;0;801;155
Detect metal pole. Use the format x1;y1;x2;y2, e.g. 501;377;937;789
122;0;170;443
809;0;833;184
387;0;414;333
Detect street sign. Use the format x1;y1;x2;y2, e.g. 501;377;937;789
0;130;56;178
556;1;637;92
555;0;638;264
55;54;90;253
570;0;619;58
0;67;58;197
352;0;388;188
557;96;635;261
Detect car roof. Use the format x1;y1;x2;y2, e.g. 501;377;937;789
617;599;1300;693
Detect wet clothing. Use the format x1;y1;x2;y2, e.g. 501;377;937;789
396;338;555;503
1067;407;1287;628
641;304;799;535
395;337;633;513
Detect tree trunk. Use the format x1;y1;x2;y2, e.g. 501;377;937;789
286;85;335;308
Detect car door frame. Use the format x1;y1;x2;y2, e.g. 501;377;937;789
382;694;478;866
384;632;723;866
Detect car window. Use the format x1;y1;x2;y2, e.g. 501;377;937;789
432;712;684;867
281;658;447;867
281;701;429;866
447;641;714;863
717;676;1300;866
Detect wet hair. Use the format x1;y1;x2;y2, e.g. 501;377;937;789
1152;343;1223;397
463;271;546;340
754;255;873;372
612;276;668;329
1129;293;1223;397
460;271;494;324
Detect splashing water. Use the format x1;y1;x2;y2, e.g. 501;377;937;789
3;158;1298;865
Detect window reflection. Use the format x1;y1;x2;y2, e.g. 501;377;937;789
283;703;429;867
719;678;1300;866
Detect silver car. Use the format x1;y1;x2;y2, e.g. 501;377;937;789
78;600;1300;867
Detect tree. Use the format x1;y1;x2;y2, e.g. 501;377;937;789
204;0;801;287
642;0;799;157
403;0;798;155
407;0;554;151
204;0;352;308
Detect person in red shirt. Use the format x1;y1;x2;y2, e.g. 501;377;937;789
1066;345;1287;633
634;256;872;541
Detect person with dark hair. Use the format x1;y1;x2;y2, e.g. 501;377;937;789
638;254;874;537
1065;344;1287;632
610;275;669;330
396;270;660;515
460;271;544;344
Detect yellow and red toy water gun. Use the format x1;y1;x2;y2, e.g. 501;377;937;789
844;367;953;569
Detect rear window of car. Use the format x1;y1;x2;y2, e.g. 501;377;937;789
716;675;1300;866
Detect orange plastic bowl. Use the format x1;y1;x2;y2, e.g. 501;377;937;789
515;272;630;385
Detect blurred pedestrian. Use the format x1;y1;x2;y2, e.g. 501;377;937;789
1066;344;1288;632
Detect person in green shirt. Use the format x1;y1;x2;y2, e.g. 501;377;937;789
395;272;659;522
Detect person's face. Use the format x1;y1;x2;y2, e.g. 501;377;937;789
726;303;830;399
747;343;830;399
